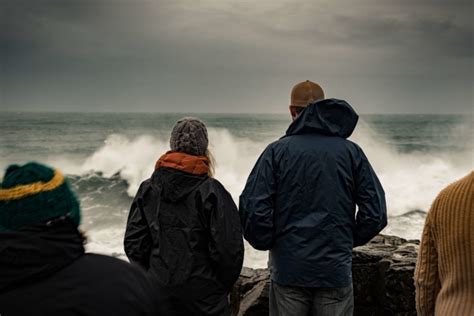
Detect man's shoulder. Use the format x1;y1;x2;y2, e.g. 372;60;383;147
265;136;292;150
271;134;360;150
432;172;473;215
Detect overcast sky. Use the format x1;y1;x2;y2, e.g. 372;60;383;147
1;0;473;113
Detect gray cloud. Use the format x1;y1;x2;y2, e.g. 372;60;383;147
0;0;472;113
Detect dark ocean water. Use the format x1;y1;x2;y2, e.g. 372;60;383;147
1;112;472;267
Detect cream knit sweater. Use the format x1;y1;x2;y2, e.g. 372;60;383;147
415;172;474;316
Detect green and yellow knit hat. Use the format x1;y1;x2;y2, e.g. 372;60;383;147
0;162;81;232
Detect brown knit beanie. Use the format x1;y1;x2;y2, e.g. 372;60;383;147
170;117;209;156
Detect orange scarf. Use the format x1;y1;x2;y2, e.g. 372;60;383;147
155;151;209;175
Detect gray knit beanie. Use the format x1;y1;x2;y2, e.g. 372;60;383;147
170;117;209;156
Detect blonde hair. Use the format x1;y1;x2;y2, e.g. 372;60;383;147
205;149;215;177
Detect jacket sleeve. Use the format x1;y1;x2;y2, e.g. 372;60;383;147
414;203;441;316
207;182;244;291
124;183;153;270
353;146;387;247
239;145;277;250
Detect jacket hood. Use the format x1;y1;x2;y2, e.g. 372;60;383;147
0;218;84;292
285;98;359;138
155;151;209;176
152;167;208;202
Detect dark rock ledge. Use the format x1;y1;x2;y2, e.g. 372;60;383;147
230;235;419;316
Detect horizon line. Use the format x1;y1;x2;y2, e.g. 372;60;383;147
1;110;472;116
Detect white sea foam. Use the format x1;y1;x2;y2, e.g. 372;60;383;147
1;113;471;269
351;121;472;217
68;124;472;268
80;134;167;196
78;125;472;217
78;129;266;200
84;227;128;260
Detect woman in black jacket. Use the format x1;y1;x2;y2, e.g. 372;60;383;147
124;117;244;316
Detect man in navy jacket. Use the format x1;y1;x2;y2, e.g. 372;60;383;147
240;81;387;316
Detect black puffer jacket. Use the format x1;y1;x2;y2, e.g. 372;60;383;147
124;167;244;316
0;219;160;316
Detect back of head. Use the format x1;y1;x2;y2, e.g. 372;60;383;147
0;162;80;232
170;117;209;156
291;80;325;107
290;80;325;119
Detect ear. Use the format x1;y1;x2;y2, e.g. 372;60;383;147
289;106;298;121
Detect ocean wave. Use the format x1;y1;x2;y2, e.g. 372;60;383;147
67;125;472;217
57;125;472;267
76;129;266;202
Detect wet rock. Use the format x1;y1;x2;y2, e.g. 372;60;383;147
230;268;270;316
231;235;419;316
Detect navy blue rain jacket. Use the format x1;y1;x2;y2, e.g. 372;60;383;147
239;99;387;288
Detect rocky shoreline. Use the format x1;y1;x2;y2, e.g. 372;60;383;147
231;235;419;316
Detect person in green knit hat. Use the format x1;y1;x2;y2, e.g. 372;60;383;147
0;162;162;316
0;162;81;231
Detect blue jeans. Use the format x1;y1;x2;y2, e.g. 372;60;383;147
269;280;354;316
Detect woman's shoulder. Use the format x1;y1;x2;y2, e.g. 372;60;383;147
132;178;157;200
197;177;232;197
